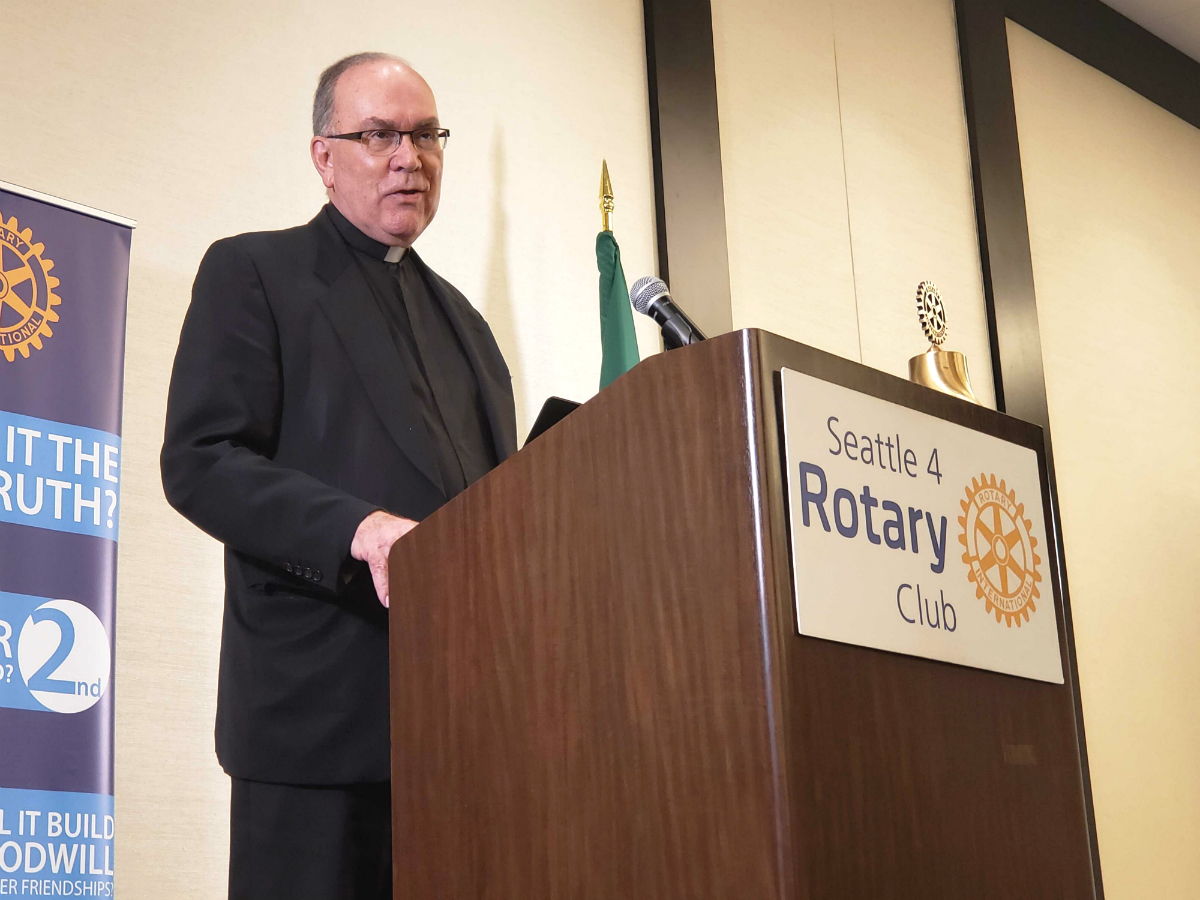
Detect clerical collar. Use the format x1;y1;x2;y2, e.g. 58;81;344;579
325;203;407;262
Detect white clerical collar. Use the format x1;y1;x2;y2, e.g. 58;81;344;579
384;245;407;263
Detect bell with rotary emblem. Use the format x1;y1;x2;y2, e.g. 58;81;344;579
907;281;981;405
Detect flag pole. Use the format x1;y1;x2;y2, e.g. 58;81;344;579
596;159;638;389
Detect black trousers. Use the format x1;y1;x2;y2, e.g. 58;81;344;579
229;778;392;900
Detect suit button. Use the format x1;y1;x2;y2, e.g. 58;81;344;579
285;563;293;574
313;570;323;582
304;568;312;579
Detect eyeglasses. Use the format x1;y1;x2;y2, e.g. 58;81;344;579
324;127;450;155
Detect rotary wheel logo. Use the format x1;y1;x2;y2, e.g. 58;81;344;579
0;210;61;362
958;474;1042;627
916;280;948;346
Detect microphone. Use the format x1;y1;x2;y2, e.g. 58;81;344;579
629;276;707;350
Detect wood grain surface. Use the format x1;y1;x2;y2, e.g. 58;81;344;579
388;329;1096;899
389;332;785;898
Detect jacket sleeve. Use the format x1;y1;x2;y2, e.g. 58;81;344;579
160;238;378;593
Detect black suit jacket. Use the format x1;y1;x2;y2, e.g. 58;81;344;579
161;208;518;784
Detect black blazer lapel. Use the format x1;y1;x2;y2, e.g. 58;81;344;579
413;252;519;462
311;225;447;497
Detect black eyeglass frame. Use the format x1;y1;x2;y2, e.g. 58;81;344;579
323;127;450;154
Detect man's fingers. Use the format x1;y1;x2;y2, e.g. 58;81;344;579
350;512;415;607
370;558;389;608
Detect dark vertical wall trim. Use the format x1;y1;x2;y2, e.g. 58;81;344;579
642;0;671;291
642;0;734;336
955;0;1049;427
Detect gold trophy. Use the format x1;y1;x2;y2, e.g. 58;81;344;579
908;281;981;405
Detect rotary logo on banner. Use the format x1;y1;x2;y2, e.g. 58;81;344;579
0;213;62;362
0;187;131;898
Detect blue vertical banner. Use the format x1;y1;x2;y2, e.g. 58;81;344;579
0;183;132;898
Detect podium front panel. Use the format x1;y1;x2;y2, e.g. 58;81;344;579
752;330;1096;900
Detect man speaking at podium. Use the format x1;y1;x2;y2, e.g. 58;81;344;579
161;53;518;898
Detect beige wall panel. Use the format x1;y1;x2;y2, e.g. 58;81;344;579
711;0;862;361
833;0;995;406
1008;22;1200;899
712;0;995;407
5;1;658;896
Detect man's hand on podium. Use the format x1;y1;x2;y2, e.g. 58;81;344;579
351;511;419;608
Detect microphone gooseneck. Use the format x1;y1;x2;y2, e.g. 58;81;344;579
628;276;707;350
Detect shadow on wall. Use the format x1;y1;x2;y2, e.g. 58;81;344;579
481;125;527;436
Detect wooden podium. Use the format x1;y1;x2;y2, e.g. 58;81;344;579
387;330;1098;899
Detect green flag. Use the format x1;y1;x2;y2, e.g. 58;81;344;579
596;230;640;389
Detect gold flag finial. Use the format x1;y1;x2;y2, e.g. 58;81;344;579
600;159;614;232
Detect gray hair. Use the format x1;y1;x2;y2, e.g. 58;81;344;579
312;52;410;136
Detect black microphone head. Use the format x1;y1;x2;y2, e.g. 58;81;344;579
629;276;670;315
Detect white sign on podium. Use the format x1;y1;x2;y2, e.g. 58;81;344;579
779;368;1064;684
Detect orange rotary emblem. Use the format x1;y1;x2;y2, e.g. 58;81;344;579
0;210;61;362
958;474;1042;627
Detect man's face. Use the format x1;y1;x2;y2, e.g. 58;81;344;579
311;61;443;247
